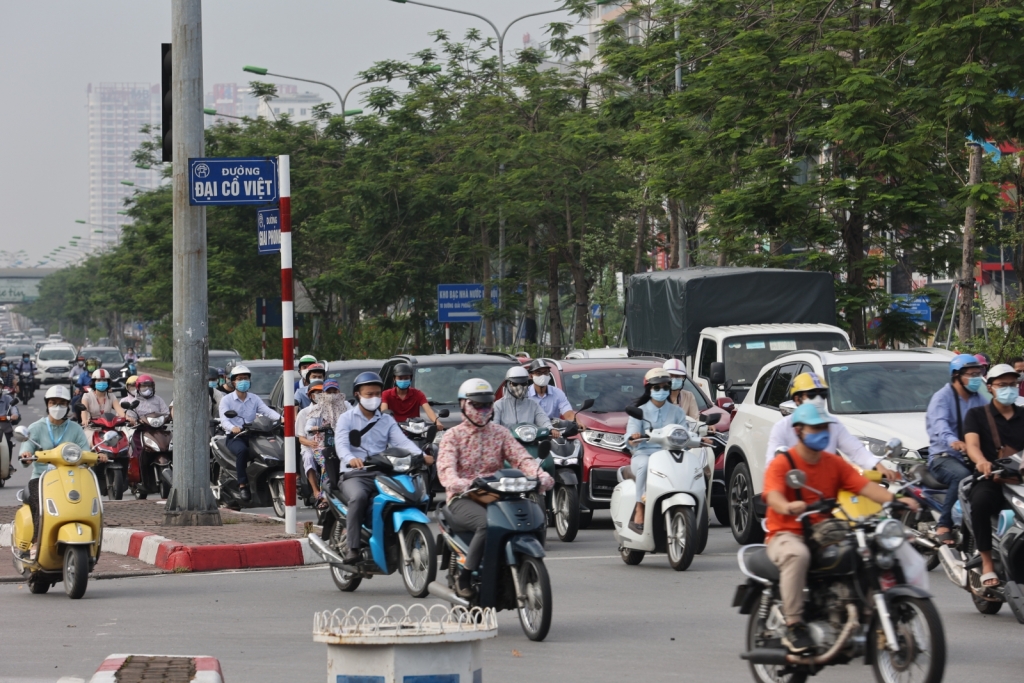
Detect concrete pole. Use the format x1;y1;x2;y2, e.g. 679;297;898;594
165;0;221;526
957;142;983;345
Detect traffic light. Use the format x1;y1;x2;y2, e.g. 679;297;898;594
161;43;172;163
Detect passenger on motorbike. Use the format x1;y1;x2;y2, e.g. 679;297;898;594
218;365;281;502
76;357;100;389
299;380;349;503
764;402;917;654
295;362;326;410
963;364;1024;587
926;354;989;545
492;366;556;434
0;360;17;394
381;362;445;428
297;379;326;496
527;359;575;421
293;354;318;392
78;369;124;439
625;368;689;534
662;359;699;420
0;379;21;454
18;385;99;560
333;371;424;563
437;378;554;597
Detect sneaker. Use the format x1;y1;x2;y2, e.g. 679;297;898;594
782;622;813;654
239;486;251;503
455;569;475;598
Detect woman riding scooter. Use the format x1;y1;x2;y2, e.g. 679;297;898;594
625;368;689;534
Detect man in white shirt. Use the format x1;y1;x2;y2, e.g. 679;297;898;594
218;365;281;502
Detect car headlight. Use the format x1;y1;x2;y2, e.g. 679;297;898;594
667;428;690;450
874;518;906;551
147;416;165;428
387;455;412;472
581;430;627;450
490;477;537;493
377;480;407;500
514;425;538;443
60;443;82;464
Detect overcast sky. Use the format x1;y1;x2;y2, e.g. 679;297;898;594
0;0;577;264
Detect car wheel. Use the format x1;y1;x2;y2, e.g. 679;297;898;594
729;461;764;545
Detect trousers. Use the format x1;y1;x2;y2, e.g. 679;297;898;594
631;452;650;503
767;532;811;623
970;478;1008;553
929;455;972;529
341;475;377;551
447;497;489;571
225;434;250;485
27;476;41;544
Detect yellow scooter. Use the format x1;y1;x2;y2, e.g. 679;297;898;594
10;425;117;598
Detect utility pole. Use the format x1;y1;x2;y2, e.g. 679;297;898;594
165;0;220;526
957;142;983;345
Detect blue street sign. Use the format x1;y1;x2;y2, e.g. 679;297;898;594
437;284;498;323
892;295;931;322
188;157;279;206
257;208;281;255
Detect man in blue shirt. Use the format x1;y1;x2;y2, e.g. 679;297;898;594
526;359;575;421
333;371;422;563
926;354;988;543
219;364;281;502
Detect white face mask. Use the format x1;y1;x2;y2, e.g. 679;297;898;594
48;404;69;421
360;396;382;412
532;374;550;387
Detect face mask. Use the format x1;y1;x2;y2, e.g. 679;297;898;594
0;366;7;373
233;380;250;393
360;396;382;412
996;386;1018;405
801;430;830;452
140;387;155;398
95;381;109;392
670;378;683;391
966;376;984;394
309;392;321;404
509;384;528;400
651;389;670;402
48;404;69;421
532;374;550;387
462;401;492;428
209;381;218;388
809;395;827;411
396;379;412;390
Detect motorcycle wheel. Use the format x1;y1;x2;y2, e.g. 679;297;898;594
869;596;945;683
619;547;644;565
328;521;362;592
554;486;580;542
666;506;696;571
400;522;437;598
110;470;125;501
516;555;552;642
729;462;764;545
271;479;286;518
158;466;172;499
63;545;90;599
972;593;1002;615
578;510;593;529
28;574;50;594
746;602;808;683
696;502;710;555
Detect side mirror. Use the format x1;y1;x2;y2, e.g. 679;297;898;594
537;440;552;459
102;430;120;446
10;397;18;406
785;469;806;490
700;412;722;427
437;409;450;418
223;410;238;419
13;425;30;442
579;398;595;412
349;430;362;448
779;400;797;417
709;362;726;385
561;422;580;438
625;406;644;420
883;438;903;458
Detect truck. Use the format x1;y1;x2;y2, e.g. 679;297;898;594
625;267;852;402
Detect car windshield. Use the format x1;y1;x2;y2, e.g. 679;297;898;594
413;363;512;405
327;366;379;396
85;349;124;366
723;333;850;385
209;351;242;368
5;345;36;357
824;361;949;414
248;365;281;397
38;347;76;361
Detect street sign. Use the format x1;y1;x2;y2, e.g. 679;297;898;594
892;295;931;322
257;208;281;254
188;157;279;206
437;284;498;323
255;298;304;328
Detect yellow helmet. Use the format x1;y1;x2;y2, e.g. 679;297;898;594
790;372;828;396
126;375;139;387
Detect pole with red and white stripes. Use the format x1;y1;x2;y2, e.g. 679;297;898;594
278;155;297;534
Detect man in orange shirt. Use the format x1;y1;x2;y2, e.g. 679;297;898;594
763;403;916;653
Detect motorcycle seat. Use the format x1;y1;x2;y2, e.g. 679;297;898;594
739;545;779;583
618;466;635;482
911;464;946;491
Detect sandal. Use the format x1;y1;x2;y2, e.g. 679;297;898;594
936;530;956;546
980;571;1001;588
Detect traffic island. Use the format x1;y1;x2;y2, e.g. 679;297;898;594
0;499;323;575
89;654;223;683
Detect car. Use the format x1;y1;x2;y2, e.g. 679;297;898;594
268;359;384;412
3;343;37;360
722;348;951;545
47;334;65;343
36;343;78;384
209;349;243;373
563;347;630;359
80;346;125;370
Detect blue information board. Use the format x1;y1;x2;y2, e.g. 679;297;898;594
189;157;278;206
257;208;281;255
437;284;498;323
892;295;931;322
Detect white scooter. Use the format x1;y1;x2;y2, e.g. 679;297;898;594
611;408;720;570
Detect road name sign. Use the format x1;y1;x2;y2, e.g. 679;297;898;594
437;284;498;323
189;157;279;206
257;208;281;254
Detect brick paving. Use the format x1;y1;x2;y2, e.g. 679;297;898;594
115;656;195;683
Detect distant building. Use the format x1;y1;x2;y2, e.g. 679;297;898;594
256;84;323;122
206;83;261;123
206;83;323;124
86;83;162;250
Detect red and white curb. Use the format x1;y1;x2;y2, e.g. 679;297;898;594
89;655;223;683
0;523;323;572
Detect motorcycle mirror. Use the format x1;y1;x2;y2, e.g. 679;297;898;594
561;422;580;438
779;400;797;417
16;488;26;503
700;412;722;426
223;410;238;419
625;406;644;420
785;469;806;490
13;425;30;442
102;430;120;446
579;398;595;412
10;397;18;406
883;438;903;458
349;430;362;448
437;409;450;418
537;440;552;459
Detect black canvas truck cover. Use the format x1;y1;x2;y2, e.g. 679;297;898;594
626;266;838;357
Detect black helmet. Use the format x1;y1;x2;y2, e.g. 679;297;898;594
393;362;414;377
528;359;551;373
208;367;220;381
352;371;384;394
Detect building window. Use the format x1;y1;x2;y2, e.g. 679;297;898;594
300;108;306;115
288;108;294;115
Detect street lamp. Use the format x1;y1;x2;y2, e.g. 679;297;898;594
387;0;566;76
120;180;159;190
203;107;247;120
243;64;347;114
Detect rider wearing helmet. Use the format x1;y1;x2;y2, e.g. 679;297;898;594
333;371;423;563
295;362;327;410
381;362;444;427
526;359;575;421
0;376;21;456
926;354;991;544
294;354;319;391
219;364;282;503
78;368;124;428
493;366;554;433
15;351;36;392
437;378;554;597
662;358;699;420
0;357;17;394
129;374;169;421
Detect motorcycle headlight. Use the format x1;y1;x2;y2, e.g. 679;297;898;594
404;421;427;435
60;443;82;464
581;430;627;450
1011;496;1024;519
387;455;412;472
874;518;906;551
490;477;537;493
859;437;896;457
667;428;690;450
147;416;165;428
553;455;579;466
514;424;538;443
377;480;406;500
143;436;160;450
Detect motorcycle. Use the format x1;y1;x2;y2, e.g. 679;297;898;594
398;410;449;502
122;400;173;499
429;468;553;641
0;392;20;488
10;426;120;598
611;408;719;570
937;455;1024;622
735;469;945;683
18;370;34;403
307;444;437;598
209;411;286;515
88;411;130;500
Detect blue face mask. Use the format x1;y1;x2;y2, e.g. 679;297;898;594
670;378;683;391
235;379;251;393
209;380;218;388
966;376;984;394
996;386;1018;405
651;389;671;402
94;381;109;392
396;379;412;390
802;430;830;452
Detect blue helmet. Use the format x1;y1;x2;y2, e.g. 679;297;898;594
949;354;982;377
352;371;384;394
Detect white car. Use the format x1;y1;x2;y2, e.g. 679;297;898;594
722;349;951;544
35;343;78;385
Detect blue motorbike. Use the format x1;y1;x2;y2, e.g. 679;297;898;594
307;448;437;597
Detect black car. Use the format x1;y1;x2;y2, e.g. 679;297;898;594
79;346;125;369
268;359;384;413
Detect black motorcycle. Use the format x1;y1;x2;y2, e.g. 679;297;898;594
17;371;34;403
430;468;553;641
735;469;945;683
209;411;286;516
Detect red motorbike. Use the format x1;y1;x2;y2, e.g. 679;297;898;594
123;402;174;499
89;412;131;500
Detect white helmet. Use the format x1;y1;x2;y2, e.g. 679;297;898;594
458;378;494;403
45;384;72;402
229;364;251;378
662;358;687;377
91;368;111;380
505;366;530;382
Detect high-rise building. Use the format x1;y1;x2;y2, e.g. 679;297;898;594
86;83;162;249
256;84;323;122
